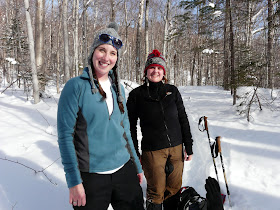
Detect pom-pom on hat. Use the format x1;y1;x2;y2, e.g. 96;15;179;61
144;49;167;75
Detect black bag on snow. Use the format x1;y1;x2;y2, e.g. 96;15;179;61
177;186;207;210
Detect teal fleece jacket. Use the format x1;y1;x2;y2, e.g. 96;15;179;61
57;68;142;188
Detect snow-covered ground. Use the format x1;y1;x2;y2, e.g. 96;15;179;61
0;81;280;210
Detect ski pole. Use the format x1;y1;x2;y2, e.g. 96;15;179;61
198;116;219;183
216;136;232;207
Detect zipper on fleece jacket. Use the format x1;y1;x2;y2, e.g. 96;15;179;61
160;101;172;147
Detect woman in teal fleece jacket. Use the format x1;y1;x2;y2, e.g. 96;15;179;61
57;23;144;210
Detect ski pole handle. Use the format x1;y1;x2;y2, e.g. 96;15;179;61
203;116;208;131
216;136;222;153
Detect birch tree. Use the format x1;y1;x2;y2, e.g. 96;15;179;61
56;1;62;93
163;0;170;58
24;0;40;103
74;0;79;77
82;0;88;66
35;0;45;91
63;0;70;82
145;0;150;59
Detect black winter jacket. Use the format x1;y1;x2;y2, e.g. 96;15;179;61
127;81;193;157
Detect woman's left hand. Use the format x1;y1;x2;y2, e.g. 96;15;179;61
184;150;193;161
137;173;144;184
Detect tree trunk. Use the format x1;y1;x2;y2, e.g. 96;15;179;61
74;0;79;77
145;0;150;59
123;0;129;80
267;0;273;89
245;1;252;49
191;51;196;86
63;0;70;82
56;2;62;94
223;0;230;90
24;0;40;103
197;53;202;86
229;0;236;105
135;0;145;83
50;0;54;78
110;0;116;22
197;5;202;86
173;46;179;86
163;0;170;57
82;0;88;66
35;0;45;91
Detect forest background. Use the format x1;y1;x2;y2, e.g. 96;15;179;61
0;0;280;118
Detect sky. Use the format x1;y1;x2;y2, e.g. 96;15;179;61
0;80;280;210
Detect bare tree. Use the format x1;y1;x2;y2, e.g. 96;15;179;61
82;0;88;66
110;0;116;22
74;0;79;77
123;0;129;79
24;0;40;103
35;0;45;91
63;0;70;82
136;0;145;83
145;0;150;59
56;0;62;93
228;0;236;105
1;0;279;93
223;0;230;90
163;0;170;58
267;0;273;89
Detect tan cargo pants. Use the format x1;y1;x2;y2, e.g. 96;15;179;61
141;144;184;204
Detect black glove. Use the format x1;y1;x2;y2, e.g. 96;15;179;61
165;159;174;177
205;177;224;210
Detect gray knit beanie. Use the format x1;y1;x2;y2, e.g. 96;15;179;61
87;22;124;103
144;49;167;75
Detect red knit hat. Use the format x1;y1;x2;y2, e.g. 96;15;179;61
144;49;166;75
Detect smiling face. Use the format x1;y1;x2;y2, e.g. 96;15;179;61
92;44;118;81
146;65;164;83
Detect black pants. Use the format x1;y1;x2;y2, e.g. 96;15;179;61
74;160;144;210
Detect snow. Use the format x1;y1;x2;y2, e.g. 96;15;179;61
0;81;280;210
208;2;215;8
202;49;214;54
213;11;222;18
5;58;18;65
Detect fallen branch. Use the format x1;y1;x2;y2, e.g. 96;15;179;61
1;79;19;94
36;109;50;126
12;202;17;210
0;156;61;185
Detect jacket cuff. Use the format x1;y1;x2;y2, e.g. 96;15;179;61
184;143;193;155
65;169;82;188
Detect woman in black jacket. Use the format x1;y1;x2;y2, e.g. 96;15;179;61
127;49;194;210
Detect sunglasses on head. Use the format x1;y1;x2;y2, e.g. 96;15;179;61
99;34;123;50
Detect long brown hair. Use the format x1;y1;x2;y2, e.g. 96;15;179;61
90;62;124;114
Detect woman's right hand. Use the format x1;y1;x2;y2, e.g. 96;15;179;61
69;183;86;207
